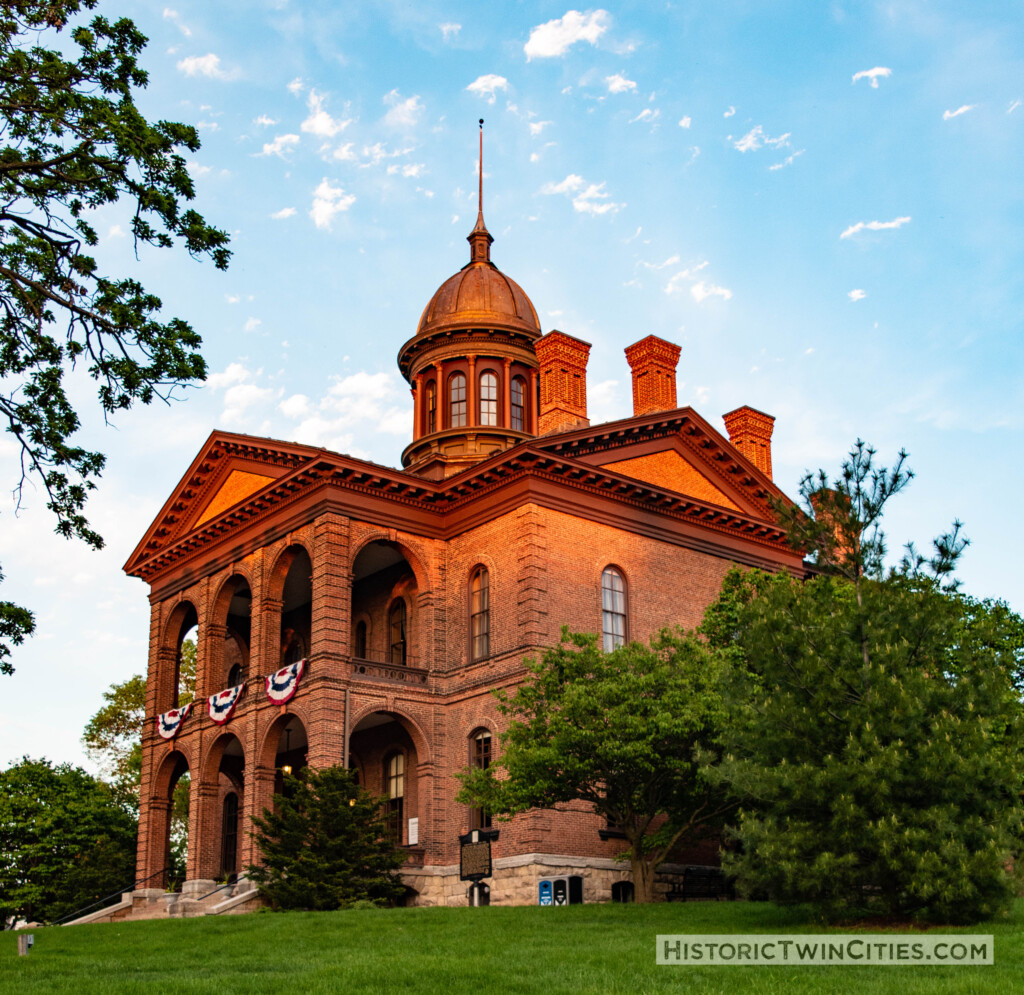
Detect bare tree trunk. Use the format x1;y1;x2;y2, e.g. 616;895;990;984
630;850;657;903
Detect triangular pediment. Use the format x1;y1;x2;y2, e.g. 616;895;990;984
124;431;326;578
598;450;739;510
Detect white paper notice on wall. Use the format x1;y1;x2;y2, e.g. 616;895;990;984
408;817;419;846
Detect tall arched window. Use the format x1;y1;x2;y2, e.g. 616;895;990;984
511;376;526;432
385;752;405;842
389;599;407;665
470;567;490;661
601;566;627;651
425;380;437;434
449;373;467;428
479;372;498;426
221;792;239;876
470;729;492;830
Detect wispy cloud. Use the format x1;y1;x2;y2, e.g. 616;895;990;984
524;9;610;60
769;149;804;171
302;90;353;138
176;53;237;80
678;115;691;128
529;120;553;136
440;22;461;41
691;281;732;303
541;173;623;215
852;66;891;88
256;134;300;158
629;108;660;125
253;114;277;127
386;163;425;178
1008;99;1022;114
639;254;680;270
310;178;356;229
163;8;191;36
606;73;636;94
271;207;296;219
848;289;866;301
466;74;509;104
287;77;304;96
734;125;790;152
943;104;976;120
723;106;735;118
840;216;911;239
383;90;424;128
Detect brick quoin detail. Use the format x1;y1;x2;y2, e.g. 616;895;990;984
624;335;682;417
722;404;776;479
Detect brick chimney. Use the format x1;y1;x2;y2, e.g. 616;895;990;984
722;405;775;479
624;335;682;416
534;330;591;435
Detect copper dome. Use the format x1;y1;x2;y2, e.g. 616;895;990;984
415;258;541;339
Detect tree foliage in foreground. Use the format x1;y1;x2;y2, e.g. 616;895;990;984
457;628;733;903
247;765;407;910
0;757;137;926
710;442;1024;923
0;1;230;671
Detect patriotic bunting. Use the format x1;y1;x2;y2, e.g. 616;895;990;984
266;659;306;704
156;702;192;740
208;684;245;725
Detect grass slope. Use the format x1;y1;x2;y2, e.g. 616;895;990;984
1;900;1020;994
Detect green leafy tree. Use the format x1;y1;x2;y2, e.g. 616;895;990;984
457;628;733;903
0;1;230;671
0;757;137;926
712;443;1024;923
247;765;407;910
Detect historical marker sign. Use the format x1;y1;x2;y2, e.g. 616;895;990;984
459;829;498;881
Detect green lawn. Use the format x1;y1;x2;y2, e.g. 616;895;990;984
1;900;1020;994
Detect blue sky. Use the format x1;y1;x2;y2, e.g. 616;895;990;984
1;1;1022;768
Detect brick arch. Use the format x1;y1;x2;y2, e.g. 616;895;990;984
163;599;200;651
201;728;247;785
152;746;191;799
209;569;256;627
158;600;199;711
349;533;432;595
347;704;433;767
265;541;314;603
258;707;312;771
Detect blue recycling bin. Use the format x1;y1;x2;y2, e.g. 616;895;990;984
538;880;553;906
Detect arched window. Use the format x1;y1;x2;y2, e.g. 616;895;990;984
385;752;405;842
511;376;526;432
227;663;243;687
479;371;498;426
470;567;490;661
389;599;407;665
354;620;367;659
449;373;467;428
221;792;239;877
470;729;492;830
425;380;437;434
601;566;627;651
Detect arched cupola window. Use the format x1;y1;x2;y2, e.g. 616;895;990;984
511;376;526;432
601;566;627;651
425;380;437;434
389;599;407;665
449;373;467;428
479;372;498;426
470;567;490;661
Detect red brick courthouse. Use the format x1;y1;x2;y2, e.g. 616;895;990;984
124;188;803;910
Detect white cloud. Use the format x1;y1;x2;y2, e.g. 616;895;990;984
244;317;262;332
664;261;708;295
287;77;304;95
541;173;622;215
163;8;191;36
943;104;976;120
723;106;736;118
529;120;553;136
733;125;790;152
222;383;277;425
606;73;636;94
256;134;300;158
279;394;312;419
1008;99;1022;114
840;215;911;239
678;115;691;128
383;90;424;128
176;53;237;80
106;224;125;239
848;289;867;301
270;207;296;219
466;74;509;104
387;163;425;178
310;178;356;229
524;9;611;60
691;281;732;303
253;114;277;127
639;254;680;271
852;66;891;88
225;294;240;304
629;108;660;125
440;22;461;40
206;362;250;390
769;149;804;171
301;90;353;137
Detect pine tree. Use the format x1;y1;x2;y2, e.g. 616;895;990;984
247;766;407;910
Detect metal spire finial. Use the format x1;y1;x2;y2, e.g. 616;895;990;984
468;118;493;262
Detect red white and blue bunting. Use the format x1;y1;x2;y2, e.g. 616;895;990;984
208;684;245;725
265;659;306;705
156;702;192;740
